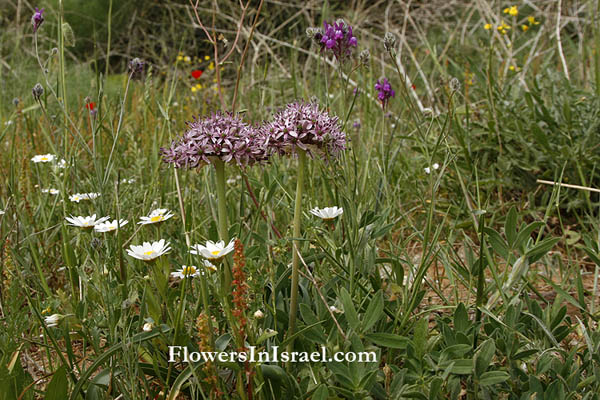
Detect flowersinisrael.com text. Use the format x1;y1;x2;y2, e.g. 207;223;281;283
168;346;377;364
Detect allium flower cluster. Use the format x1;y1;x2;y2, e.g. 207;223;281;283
313;19;358;61
261;102;346;158
375;78;395;109
161;112;269;168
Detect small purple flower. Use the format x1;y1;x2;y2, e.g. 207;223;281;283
313;19;358;62
375;78;395;109
261;102;346;159
32;7;44;33
161;112;269;169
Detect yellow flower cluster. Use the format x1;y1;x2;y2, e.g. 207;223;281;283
522;16;540;31
503;5;518;16
176;53;212;65
191;83;204;93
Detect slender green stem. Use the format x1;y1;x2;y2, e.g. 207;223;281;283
105;0;112;79
474;212;486;349
214;159;228;241
288;149;307;352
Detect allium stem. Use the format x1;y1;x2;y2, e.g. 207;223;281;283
288;149;307;352
214;158;229;242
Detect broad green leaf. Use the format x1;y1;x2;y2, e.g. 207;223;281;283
413;317;428;359
365;333;409;349
505;206;518;247
454;303;469;333
312;385;329;400
478;371;509;386
340;288;360;330
474;339;495;377
361;290;384;332
45;366;68;400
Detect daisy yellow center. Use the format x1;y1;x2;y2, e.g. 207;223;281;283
41;156;48;161
211;250;221;256
150;215;163;222
144;250;155;256
183;266;196;275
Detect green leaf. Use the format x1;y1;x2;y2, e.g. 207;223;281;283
312;385;329;400
478;371;509;386
45;366;68;400
474;339;495;377
361;290;384;332
505;207;518;248
454;303;469;333
365;333;409;349
526;237;560;263
340;288;360;331
514;222;544;253
413;317;428;359
484;227;509;259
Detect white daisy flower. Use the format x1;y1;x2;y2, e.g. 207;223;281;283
41;188;59;195
94;219;129;233
44;313;63;327
126;239;171;262
65;214;110;229
190;239;235;261
424;167;431;174
69;193;101;203
433;163;440;170
170;265;203;279
203;259;217;272
138;208;174;225
309;206;343;220
31;154;55;163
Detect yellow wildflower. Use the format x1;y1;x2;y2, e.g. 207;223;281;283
208;62;215;71
195;83;202;89
204;55;210;61
528;16;540;25
176;55;183;61
497;21;511;35
522;24;529;32
503;6;518;16
484;23;492;30
509;65;520;72
191;87;197;93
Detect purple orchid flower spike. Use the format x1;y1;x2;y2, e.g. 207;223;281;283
32;7;44;33
375;78;395;110
314;19;358;63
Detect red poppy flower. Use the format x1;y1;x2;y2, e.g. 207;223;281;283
85;102;96;111
191;69;203;79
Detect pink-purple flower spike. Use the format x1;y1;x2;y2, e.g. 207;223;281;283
161;112;270;168
32;7;44;33
261;102;346;159
313;19;357;62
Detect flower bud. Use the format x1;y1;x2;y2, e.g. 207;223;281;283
359;49;370;66
32;83;44;100
383;32;397;52
253;310;264;319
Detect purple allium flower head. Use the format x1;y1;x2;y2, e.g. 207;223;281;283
261;102;346;159
128;58;144;74
32;7;44;33
160;112;269;169
375;78;395;109
314;19;358;62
